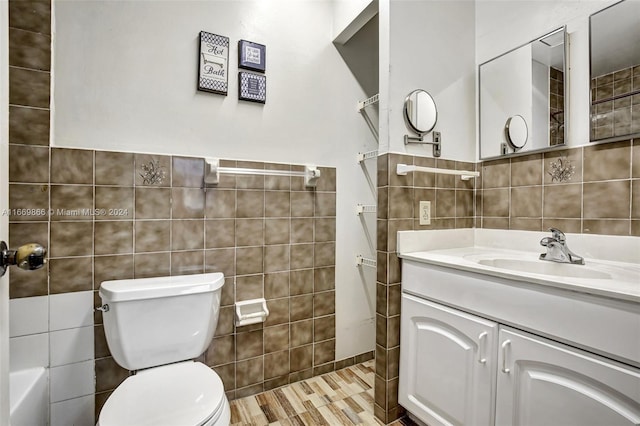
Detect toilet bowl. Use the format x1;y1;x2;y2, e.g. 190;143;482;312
96;273;229;426
98;362;230;426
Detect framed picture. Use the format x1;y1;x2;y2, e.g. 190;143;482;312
239;72;266;104
198;31;229;95
238;40;266;73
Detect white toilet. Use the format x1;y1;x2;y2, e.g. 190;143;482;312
96;273;231;426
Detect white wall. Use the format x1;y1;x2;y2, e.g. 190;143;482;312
53;0;376;360
54;1;360;163
476;0;618;150
378;0;390;155
384;0;476;161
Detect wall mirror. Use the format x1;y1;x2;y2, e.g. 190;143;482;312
479;27;567;159
590;0;640;142
403;89;441;156
404;89;437;134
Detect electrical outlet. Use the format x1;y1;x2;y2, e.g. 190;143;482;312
419;201;431;225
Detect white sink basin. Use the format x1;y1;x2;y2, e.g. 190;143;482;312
476;258;612;279
397;229;640;302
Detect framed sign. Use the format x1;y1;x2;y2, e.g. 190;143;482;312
238;40;266;73
198;31;229;95
239;72;266;104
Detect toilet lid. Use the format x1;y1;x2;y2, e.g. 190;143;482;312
99;361;225;426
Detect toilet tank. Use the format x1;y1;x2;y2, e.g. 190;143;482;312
99;273;224;371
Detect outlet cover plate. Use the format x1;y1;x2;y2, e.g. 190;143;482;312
419;201;431;225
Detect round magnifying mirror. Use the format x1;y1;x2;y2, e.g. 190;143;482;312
505;115;528;150
404;89;437;135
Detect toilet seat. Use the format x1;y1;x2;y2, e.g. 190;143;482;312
98;361;226;426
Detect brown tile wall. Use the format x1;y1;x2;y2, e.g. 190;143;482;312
8;149;345;415
7;0;52;301
8;0;51;151
374;153;477;423
591;65;640;140
478;139;640;236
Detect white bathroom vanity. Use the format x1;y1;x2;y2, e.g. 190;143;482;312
397;229;640;426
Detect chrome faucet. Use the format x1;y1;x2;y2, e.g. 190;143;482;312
539;228;584;265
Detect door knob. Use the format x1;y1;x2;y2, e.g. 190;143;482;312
0;241;47;278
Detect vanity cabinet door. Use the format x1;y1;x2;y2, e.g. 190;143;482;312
399;293;498;426
496;327;640;426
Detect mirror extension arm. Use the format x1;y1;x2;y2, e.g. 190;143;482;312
404;132;442;157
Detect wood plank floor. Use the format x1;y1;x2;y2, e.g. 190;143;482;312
229;360;414;426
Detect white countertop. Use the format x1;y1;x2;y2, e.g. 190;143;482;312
397;229;640;303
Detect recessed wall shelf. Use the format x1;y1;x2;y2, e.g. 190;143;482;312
396;163;479;181
357;150;378;163
356;255;377;268
356;204;376;215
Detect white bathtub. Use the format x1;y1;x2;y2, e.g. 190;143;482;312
10;367;49;426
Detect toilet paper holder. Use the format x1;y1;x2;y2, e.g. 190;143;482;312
234;298;269;327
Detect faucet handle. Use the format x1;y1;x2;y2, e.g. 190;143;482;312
549;228;566;243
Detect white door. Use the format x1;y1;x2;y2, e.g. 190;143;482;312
496;327;640;426
0;1;10;423
399;293;498;426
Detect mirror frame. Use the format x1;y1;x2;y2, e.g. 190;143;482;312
479;26;569;160
403;89;438;135
589;0;640;144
